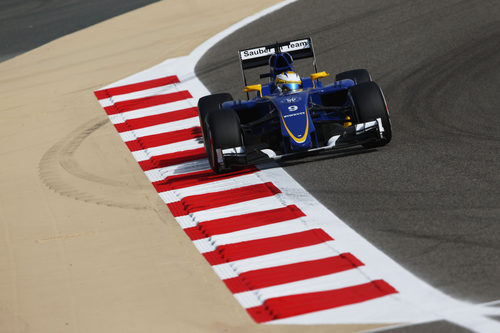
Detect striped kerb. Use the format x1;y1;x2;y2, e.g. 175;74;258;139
94;75;397;323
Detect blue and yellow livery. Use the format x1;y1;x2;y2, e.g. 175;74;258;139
198;38;392;173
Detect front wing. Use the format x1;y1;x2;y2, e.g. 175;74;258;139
219;118;385;167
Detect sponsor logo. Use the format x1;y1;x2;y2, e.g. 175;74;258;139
279;96;302;104
280;96;301;103
283;111;305;118
281;39;310;52
240;47;274;60
240;39;311;60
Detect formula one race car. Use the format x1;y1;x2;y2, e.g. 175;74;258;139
198;37;392;173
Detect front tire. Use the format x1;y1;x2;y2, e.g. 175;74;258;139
349;81;392;148
205;108;242;173
197;93;233;154
335;69;372;84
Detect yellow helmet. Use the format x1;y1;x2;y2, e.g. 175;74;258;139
275;71;302;92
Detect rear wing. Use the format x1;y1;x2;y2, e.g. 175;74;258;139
238;37;318;89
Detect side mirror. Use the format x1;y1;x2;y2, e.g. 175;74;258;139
243;84;263;97
310;71;330;81
310;71;330;88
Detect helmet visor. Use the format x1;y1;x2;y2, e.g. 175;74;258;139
281;82;301;92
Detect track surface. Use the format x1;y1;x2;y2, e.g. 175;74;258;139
195;0;500;310
0;0;160;62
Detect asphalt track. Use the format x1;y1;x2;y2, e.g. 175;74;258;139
195;0;500;309
0;0;160;62
3;0;499;332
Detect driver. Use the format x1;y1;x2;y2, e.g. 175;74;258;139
275;71;302;93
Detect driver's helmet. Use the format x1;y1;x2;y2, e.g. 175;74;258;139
275;71;302;92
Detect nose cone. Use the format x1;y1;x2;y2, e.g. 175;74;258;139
274;91;313;150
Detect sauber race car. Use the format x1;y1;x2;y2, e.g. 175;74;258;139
198;37;392;173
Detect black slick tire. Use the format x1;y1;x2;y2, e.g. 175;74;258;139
335;69;372;84
205;108;242;173
197;93;233;154
349;81;392;148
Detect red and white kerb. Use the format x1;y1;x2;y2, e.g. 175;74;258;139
95;74;398;323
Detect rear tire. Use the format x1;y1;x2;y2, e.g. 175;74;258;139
349;81;392;148
197;93;233;153
335;69;372;84
205;108;242;173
